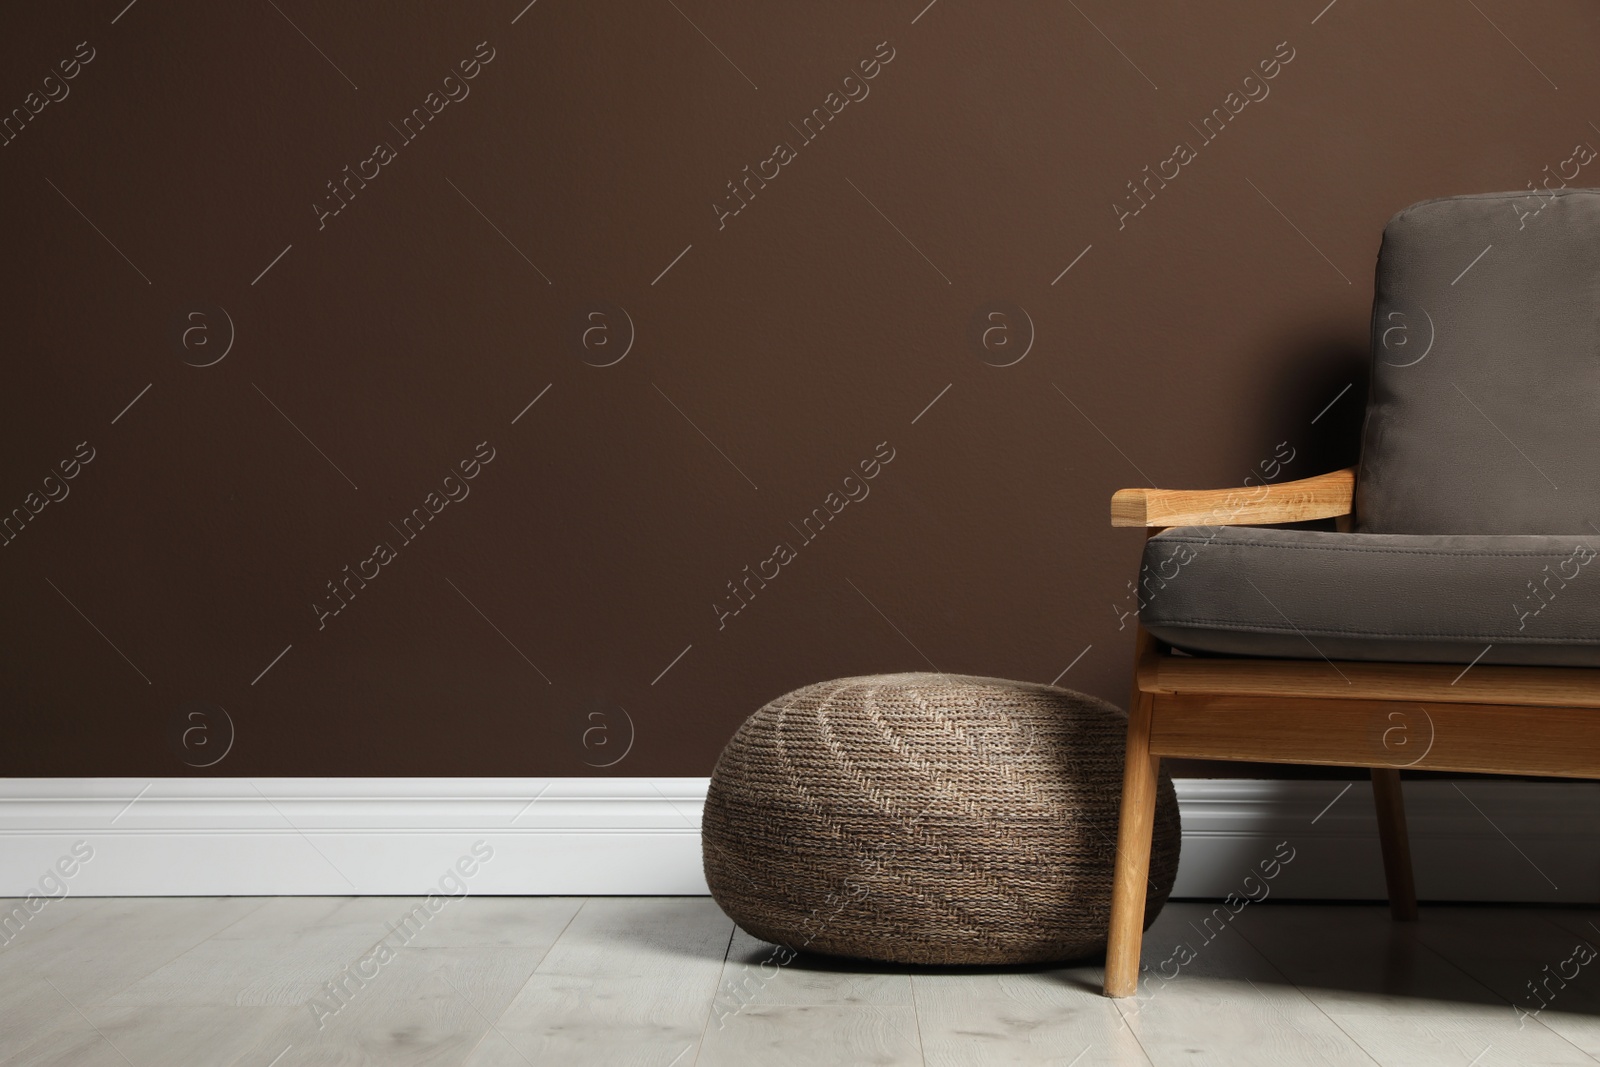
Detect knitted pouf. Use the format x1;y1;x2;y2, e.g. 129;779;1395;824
702;673;1181;966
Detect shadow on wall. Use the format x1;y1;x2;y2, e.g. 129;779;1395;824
1258;336;1370;483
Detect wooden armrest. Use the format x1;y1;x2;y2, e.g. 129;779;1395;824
1110;467;1355;528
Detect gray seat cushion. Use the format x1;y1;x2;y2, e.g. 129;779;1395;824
1358;189;1600;535
1140;527;1600;667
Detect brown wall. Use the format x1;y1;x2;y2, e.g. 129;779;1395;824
3;1;1596;777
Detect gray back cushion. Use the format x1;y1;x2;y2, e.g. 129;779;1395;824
1357;189;1600;535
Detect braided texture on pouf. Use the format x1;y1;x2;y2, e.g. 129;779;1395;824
702;673;1181;966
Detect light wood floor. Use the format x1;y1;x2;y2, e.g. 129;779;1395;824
2;896;1598;1065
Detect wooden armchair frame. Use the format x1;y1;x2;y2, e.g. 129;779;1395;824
1103;467;1600;997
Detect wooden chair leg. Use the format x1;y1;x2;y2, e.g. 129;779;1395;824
1370;767;1418;922
1105;690;1160;997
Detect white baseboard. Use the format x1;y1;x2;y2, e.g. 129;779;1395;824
1;777;1594;902
1170;778;1598;904
0;778;709;897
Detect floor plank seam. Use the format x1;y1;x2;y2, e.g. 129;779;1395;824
689;921;739;1067
1409;922;1598;1061
1527;909;1600;1065
527;897;587;977
1244;976;1386;1067
166;897;279;1009
906;971;928;1067
1102;965;1160;1067
1228;914;1387;1067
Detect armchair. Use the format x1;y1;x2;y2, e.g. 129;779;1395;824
1103;189;1600;997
